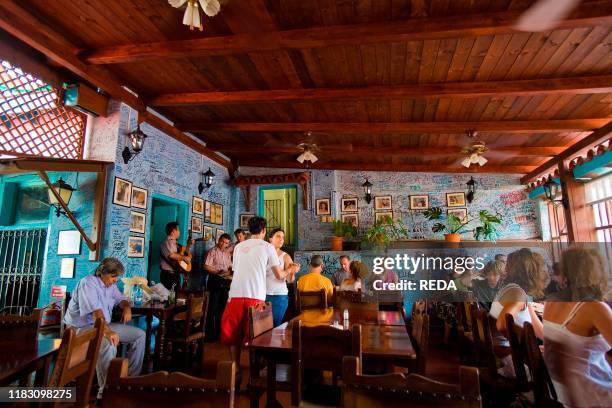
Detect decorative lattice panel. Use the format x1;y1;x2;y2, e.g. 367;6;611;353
0;59;85;159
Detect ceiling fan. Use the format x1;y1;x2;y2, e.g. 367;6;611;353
515;0;581;32
460;132;489;168
296;142;320;167
168;0;227;31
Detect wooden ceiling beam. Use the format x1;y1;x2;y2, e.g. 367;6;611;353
0;1;231;170
237;160;537;174
208;144;564;157
81;1;612;64
521;121;612;183
151;75;612;106
180;119;608;133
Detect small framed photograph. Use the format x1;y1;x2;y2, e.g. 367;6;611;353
60;258;75;279
447;208;468;222
203;225;213;241
316;198;331;215
127;236;145;258
191;216;203;233
375;211;394;223
129;211;146;234
58;230;81;255
113;177;132;207
447;192;466;207
409;195;429;210
341;213;359;227
341;197;358;213
192;196;204;215
374;195;392;211
215;229;225;242
213;203;223;225
240;214;254;228
131;186;148;209
204;201;211;222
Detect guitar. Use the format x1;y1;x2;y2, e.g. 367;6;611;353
176;230;194;274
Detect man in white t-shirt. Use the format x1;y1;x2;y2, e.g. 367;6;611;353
220;216;286;390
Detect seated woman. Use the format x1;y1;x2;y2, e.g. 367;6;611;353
543;247;612;408
64;258;145;400
472;260;504;311
339;262;363;292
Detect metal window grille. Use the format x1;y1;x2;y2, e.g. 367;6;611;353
264;199;282;233
0;229;47;315
0;59;85;159
586;174;612;265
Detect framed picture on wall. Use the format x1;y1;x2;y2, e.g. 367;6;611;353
316;198;331;215
240;214;254;228
112;177;132;207
203;225;213;241
447;208;468;222
57;230;81;255
131;186;148;209
215;229;225;242
192;196;204;215
446;192;466;207
127;236;145;258
60;258;75;279
213;203;223;225
409;195;429;210
204;201;212;222
374;196;392;211
191;216;203;233
375;211;393;223
129;211;146;233
341;213;359;227
341;197;358;213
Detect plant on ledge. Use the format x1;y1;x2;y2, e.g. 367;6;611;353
423;207;502;243
363;216;409;249
330;219;357;251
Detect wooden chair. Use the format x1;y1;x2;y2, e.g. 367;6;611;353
334;289;362;306
291;319;362;406
101;358;235;408
457;302;479;364
504;313;531;393
0;308;42;351
165;293;209;370
48;318;104;408
296;289;328;312
247;303;291;408
523;322;563;408
342;356;482;408
406;305;430;374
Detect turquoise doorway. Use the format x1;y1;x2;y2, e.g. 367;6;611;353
258;185;298;255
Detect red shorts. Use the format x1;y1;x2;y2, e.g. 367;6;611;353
220;297;264;345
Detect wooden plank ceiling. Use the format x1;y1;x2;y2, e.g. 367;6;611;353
3;0;612;174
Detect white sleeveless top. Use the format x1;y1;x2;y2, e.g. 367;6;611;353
543;302;612;408
489;283;533;326
266;250;288;296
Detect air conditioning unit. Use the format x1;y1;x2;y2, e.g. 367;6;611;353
63;83;109;117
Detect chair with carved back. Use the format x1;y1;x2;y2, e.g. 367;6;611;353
0;308;42;352
101;358;235;408
406;302;430;374
296;289;328;312
457;302;479;364
342;356;482;408
165;293;209;370
505;313;531;393
48;318;104;408
291;320;362;406
523;322;563;408
247;303;291;408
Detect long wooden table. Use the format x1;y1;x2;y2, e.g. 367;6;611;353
0;338;62;386
248;308;413;407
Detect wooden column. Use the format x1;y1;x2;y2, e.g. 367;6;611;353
558;162;596;242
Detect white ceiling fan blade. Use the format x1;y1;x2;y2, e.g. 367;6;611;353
199;0;221;16
477;156;488;166
192;3;202;28
461;157;472;168
168;0;187;8
514;0;581;32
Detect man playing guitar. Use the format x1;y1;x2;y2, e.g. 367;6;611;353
160;222;193;290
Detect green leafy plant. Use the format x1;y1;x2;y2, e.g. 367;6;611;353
423;207;502;241
363;216;409;247
331;219;357;239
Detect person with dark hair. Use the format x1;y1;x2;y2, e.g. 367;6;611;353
221;216;285;390
234;228;246;243
297;255;334;297
472;260;504;311
160;221;192;290
331;255;351;287
64;258;145;399
266;228;300;326
203;232;233;340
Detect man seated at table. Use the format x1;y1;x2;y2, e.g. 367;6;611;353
331;255;351;287
64;257;145;399
297;255;334;298
204;233;233;340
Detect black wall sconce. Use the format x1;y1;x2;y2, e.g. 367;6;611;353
198;167;215;194
363;178;373;204
47;177;76;217
543;176;568;208
122;124;148;164
466;176;476;203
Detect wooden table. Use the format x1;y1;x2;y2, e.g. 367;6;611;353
248;309;413;407
131;302;186;371
0;338;62;386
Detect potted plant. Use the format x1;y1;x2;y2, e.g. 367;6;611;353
331;219;357;251
363;216;409;249
423;208;502;242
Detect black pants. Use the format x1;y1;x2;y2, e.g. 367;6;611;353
160;270;180;291
205;275;229;340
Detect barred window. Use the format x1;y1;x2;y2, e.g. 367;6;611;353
0;59;85;159
586;173;612;243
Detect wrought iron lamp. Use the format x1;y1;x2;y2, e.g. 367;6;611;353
543;177;567;208
466;176;476;203
198;167;215;194
122;124;148;164
47;177;76;217
362;178;373;204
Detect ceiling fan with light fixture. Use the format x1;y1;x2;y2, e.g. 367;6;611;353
514;0;581;32
168;0;228;31
460;132;489;168
296;142;320;166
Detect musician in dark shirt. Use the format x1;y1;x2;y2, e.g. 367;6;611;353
160;222;192;290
